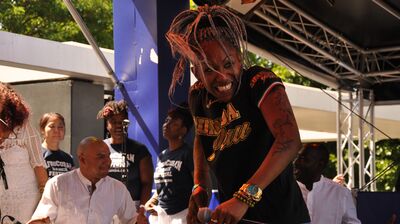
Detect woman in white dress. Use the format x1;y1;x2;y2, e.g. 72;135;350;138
0;82;48;224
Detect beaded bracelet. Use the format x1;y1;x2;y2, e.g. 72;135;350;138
233;191;256;207
239;189;257;204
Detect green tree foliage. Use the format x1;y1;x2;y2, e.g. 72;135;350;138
190;0;197;9
0;0;113;49
374;139;400;191
322;139;400;191
247;52;327;88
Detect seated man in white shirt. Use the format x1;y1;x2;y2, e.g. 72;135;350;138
294;143;361;224
28;136;137;224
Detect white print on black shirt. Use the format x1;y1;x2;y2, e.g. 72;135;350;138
109;152;135;180
154;159;183;184
46;161;73;177
110;152;135;168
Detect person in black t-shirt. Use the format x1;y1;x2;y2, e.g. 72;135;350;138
145;103;194;224
39;112;74;178
97;100;153;224
165;5;310;224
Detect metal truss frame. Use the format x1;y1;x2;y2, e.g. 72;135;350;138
336;89;376;191
244;0;400;87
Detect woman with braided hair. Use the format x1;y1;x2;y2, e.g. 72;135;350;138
97;100;153;224
166;5;310;224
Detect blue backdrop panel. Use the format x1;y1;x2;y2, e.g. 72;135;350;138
114;0;159;161
357;192;400;224
156;1;191;150
113;0;189;164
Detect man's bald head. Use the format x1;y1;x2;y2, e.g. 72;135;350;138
77;136;104;157
77;136;111;184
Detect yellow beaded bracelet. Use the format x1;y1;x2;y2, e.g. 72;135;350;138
233;191;256;207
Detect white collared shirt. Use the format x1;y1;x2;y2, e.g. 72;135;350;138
30;169;137;224
297;176;361;224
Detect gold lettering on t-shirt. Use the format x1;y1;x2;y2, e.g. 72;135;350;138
194;117;221;136
208;122;252;161
194;104;251;162
212;128;226;149
221;103;240;127
195;117;206;134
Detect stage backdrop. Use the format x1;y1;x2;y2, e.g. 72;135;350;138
357;192;400;224
113;0;190;163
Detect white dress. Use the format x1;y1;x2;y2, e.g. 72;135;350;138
0;121;46;224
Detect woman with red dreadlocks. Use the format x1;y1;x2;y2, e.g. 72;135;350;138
166;5;310;224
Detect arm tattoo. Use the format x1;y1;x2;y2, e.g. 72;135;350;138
270;88;297;154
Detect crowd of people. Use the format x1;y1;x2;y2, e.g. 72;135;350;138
0;78;196;224
0;80;151;224
0;3;373;224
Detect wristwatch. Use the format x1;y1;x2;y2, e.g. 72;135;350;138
240;183;263;202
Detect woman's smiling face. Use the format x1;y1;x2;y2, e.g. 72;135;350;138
194;40;242;103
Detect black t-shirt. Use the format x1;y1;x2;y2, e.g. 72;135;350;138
42;147;74;178
155;143;194;215
104;138;151;201
189;66;310;223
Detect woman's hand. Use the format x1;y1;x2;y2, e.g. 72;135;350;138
187;194;200;224
144;197;158;216
136;208;149;224
332;174;345;185
209;198;249;224
187;187;209;224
